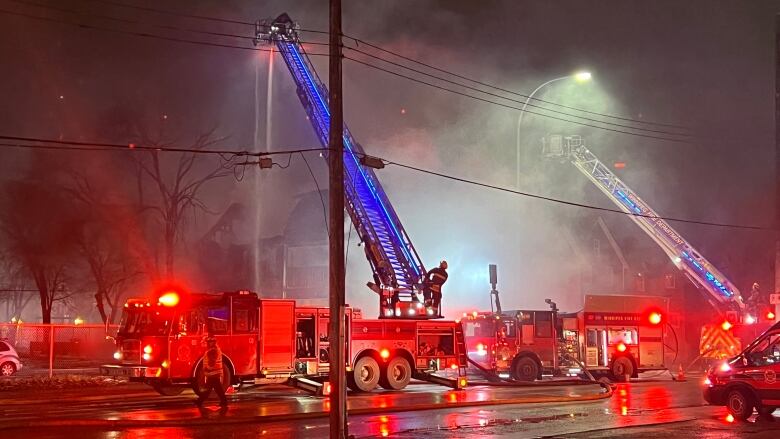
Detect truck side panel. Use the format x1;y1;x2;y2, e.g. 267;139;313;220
259;300;296;372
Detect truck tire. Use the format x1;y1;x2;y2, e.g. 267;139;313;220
0;362;16;376
726;388;754;421
348;356;380;392
152;384;185;396
379;356;412;390
192;361;233;398
757;406;776;417
611;357;633;382
512;356;539;381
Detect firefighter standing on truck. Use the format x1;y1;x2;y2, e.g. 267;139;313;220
195;335;228;408
424;260;448;312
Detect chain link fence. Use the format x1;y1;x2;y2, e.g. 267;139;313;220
0;323;118;377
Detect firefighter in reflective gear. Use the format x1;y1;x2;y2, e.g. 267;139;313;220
424;260;448;310
195;335;228;407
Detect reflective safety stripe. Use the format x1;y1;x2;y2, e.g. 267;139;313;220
202;347;223;376
699;324;741;359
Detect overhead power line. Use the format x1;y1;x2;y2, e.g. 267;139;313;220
377;158;774;232
2;134;769;231
0;135;322;157
9;0;332;47
0;7;329;56
345;46;693;138
344;56;694;144
4;2;694;141
341;33;690;131
85;0;328;35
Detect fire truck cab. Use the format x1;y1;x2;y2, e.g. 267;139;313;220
704;321;780;420
463;310;557;381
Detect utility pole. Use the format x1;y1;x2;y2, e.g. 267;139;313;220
774;14;780;315
328;0;347;437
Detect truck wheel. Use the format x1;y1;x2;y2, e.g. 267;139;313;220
348;356;380;392
726;388;754;421
379;356;412;390
152;384;185;396
512;356;539;381
611;357;633;382
757;406;776;417
0;362;16;376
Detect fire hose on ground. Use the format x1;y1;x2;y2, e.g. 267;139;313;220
465;355;615;395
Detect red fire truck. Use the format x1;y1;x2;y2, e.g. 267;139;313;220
463;294;669;382
101;289;467;396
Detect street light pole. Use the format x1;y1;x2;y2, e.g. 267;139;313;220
515;72;591;189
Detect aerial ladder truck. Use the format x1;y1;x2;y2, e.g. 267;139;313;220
256;14;440;320
543;134;771;359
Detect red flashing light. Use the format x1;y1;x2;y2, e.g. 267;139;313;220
614;162;626;169
616;342;627;352
648;312;662;325
721;321;733;331
450;363;458;370
767;311;776;320
725;414;734;423
158;291;180;307
380;349;390;360
322;382;332;396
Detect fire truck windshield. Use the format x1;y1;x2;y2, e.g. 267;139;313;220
118;308;174;336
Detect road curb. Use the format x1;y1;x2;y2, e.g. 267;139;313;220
0;386;612;431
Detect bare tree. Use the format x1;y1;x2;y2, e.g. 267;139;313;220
0;181;78;323
135;129;232;279
62;167;149;324
0;251;35;320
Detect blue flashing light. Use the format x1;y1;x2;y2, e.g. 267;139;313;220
284;41;421;279
680;252;732;298
615;190;642;214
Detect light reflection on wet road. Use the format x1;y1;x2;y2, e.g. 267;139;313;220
2;377;779;437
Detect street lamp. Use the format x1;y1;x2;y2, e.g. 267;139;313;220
515;71;591;189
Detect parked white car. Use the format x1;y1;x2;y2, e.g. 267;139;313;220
0;339;22;376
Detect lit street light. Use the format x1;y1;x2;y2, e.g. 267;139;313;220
514;71;591;189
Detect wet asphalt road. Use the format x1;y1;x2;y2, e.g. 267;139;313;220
1;375;779;438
